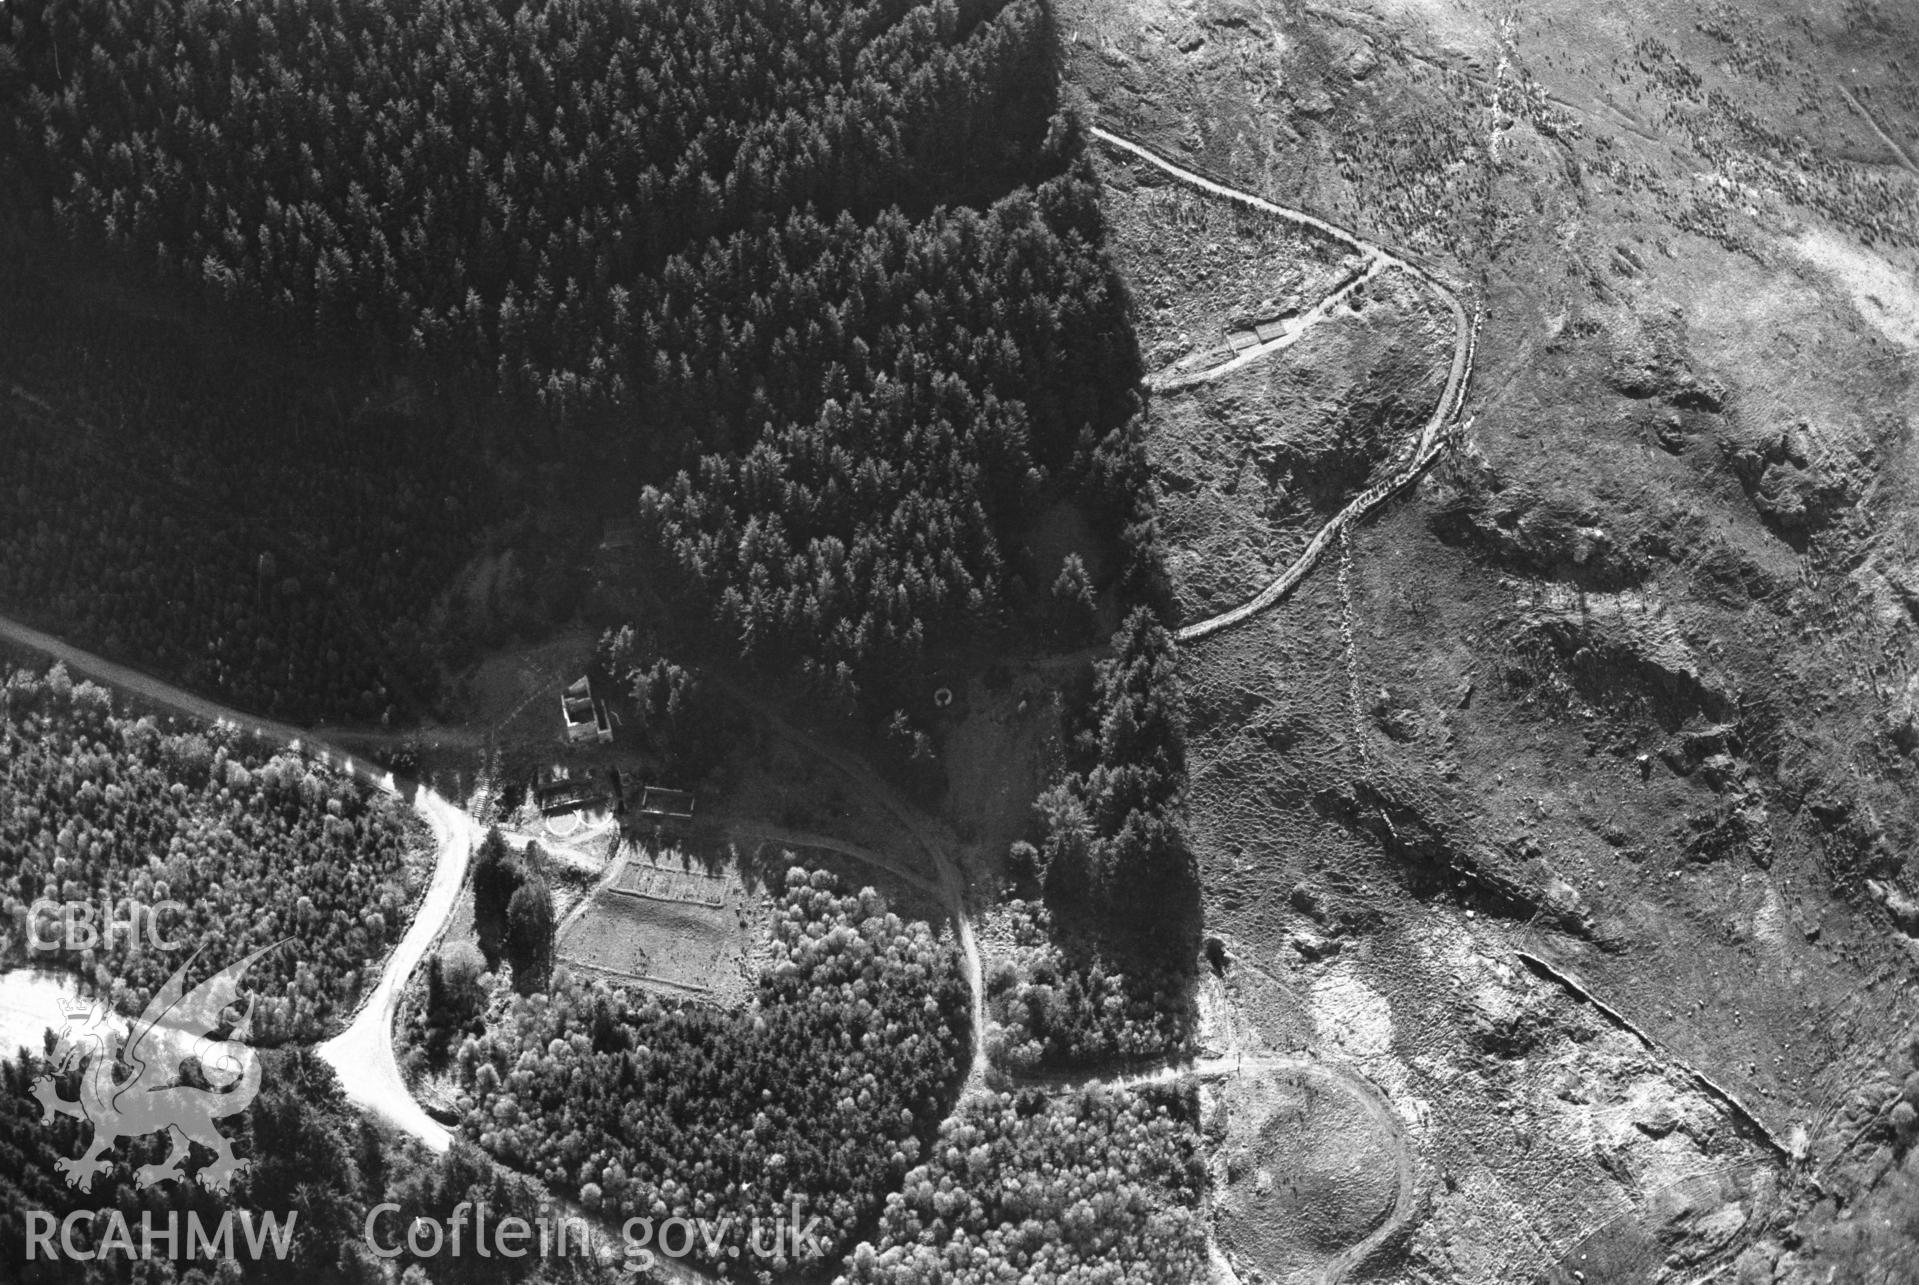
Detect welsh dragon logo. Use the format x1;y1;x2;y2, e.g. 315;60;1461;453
29;942;282;1194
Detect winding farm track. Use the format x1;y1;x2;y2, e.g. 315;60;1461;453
702;672;990;1087
0;613;473;1149
0;610;994;1283
1012;1052;1415;1285
1;129;1474;1283
0;621;1417;1279
723;819;945;900
0;613;814;1285
1088;127;1478;645
1154;255;1396;392
0;609;991;1142
1085;126;1473;1279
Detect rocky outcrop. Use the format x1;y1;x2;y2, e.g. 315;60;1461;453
1723;421;1857;540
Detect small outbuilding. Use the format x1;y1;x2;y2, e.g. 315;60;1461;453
636;786;696;829
535;765;606;816
561;675;612;744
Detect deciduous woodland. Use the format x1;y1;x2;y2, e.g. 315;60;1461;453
0;0;1209;1278
454;870;969;1279
985;900;1194;1071
0;664;420;1041
838;1084;1209;1284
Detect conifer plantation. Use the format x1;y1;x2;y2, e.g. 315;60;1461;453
0;3;1212;1280
0;0;1149;714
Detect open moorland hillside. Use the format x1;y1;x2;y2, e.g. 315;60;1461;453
1060;0;1919;1278
1;0;1915;1282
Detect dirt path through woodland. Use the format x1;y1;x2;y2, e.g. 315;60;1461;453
0;612;472;1148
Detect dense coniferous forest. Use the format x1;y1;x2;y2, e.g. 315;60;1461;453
0;0;1148;716
599;624;746;787
0;664;421;1039
454;869;968;1279
2;0;1058;375
836;1084;1209;1284
0;358;485;723
980;608;1201;1071
0;0;1213;1273
1037;609;1198;940
632;177;1142;703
